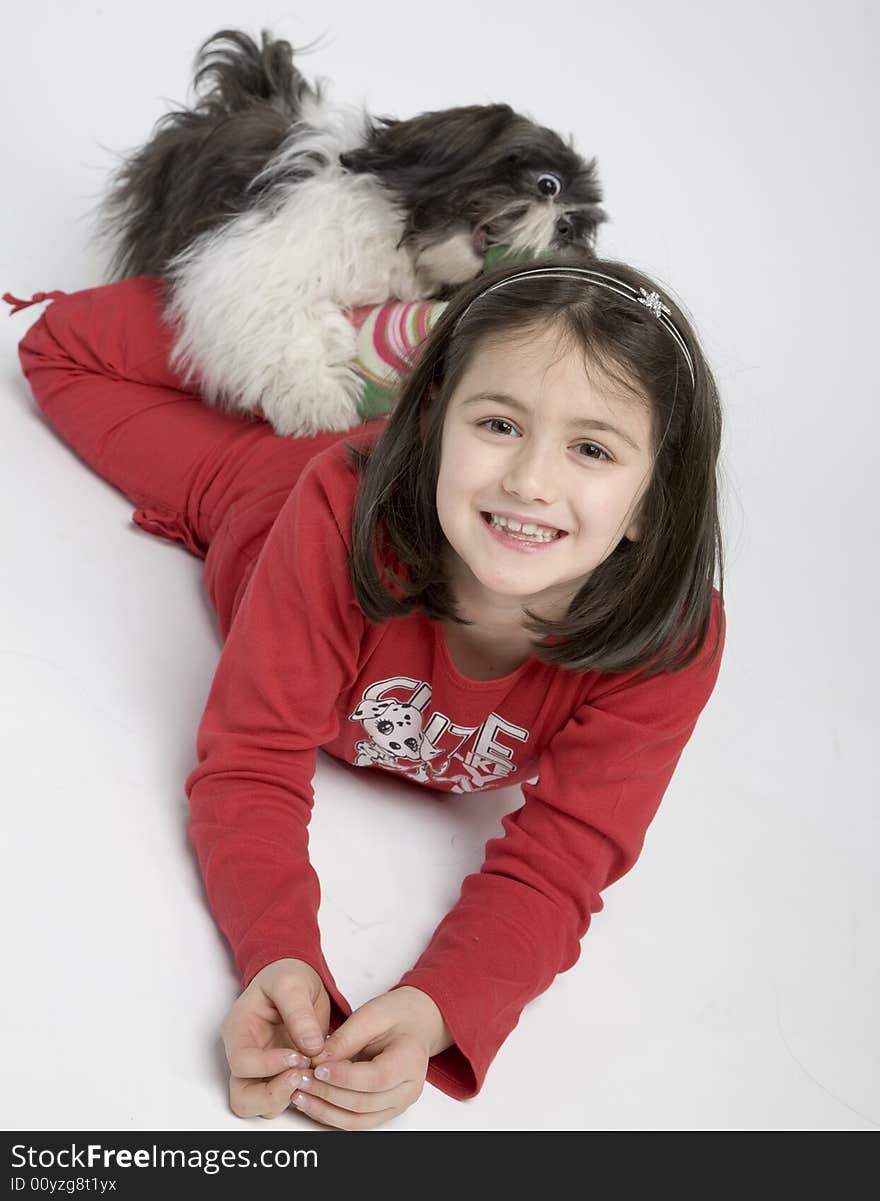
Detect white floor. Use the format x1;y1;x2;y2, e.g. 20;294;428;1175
1;0;877;1131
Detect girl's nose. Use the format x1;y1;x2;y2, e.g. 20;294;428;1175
502;446;559;504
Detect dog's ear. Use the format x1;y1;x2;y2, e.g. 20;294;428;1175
339;105;517;177
339;115;398;172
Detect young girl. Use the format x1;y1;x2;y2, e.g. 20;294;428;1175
10;250;725;1129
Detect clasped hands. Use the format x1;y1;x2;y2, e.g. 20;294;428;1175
221;958;453;1130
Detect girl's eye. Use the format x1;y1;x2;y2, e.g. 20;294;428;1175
480;417;517;436
577;442;611;462
477;418;611;462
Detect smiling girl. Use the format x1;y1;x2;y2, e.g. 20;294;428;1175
11;250;725;1129
434;319;655;677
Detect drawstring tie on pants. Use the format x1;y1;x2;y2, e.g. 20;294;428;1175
3;290;69;315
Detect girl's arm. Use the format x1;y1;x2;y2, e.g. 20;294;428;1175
386;596;727;1100
184;450;366;1031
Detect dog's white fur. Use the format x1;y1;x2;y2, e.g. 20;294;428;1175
163;93;562;436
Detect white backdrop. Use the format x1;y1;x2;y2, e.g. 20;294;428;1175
1;0;877;1132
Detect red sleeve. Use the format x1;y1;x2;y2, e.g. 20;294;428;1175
184;454;366;1026
393;593;727;1100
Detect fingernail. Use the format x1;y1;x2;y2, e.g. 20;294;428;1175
314;1066;330;1082
297;1073;313;1091
285;1052;308;1068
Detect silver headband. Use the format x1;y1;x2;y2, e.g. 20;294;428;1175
452;266;696;386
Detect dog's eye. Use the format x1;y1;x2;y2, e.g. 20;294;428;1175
537;173;562;198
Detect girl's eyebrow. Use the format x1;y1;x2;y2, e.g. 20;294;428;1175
460;391;641;452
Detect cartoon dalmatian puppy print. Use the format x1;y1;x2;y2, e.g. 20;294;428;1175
349;676;539;793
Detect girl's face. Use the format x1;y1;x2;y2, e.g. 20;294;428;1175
436;322;656;629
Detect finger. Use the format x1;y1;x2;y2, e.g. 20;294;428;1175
309;1016;366;1066
264;985;327;1058
309;1045;417;1094
230;1068;302;1120
293;1067;411;1116
278;1003;327;1058
290;1087;404;1131
225;1037;311;1080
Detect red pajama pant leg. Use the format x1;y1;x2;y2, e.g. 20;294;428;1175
16;276;387;637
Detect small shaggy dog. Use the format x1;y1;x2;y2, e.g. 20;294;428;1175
92;28;606;435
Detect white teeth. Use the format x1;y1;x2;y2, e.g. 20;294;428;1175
488;513;560;541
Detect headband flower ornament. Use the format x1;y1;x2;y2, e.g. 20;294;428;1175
636;288;671;319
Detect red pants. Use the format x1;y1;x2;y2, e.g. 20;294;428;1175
14;276;388;638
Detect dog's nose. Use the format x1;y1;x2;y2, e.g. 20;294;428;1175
555;216;574;242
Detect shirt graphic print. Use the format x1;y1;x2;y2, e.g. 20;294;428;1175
349;674;540;792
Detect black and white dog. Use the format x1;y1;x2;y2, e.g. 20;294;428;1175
92;29;606;435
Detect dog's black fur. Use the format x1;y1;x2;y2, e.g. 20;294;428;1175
94;28;606;283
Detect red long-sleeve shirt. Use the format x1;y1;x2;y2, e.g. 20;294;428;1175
14;278;726;1103
186;440;725;1100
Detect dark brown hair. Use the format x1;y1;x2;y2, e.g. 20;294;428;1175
344;250;724;678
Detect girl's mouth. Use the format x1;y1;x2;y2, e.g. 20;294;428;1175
480;511;568;551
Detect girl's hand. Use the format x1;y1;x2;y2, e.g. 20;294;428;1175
221;958;332;1120
287;986;453;1130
